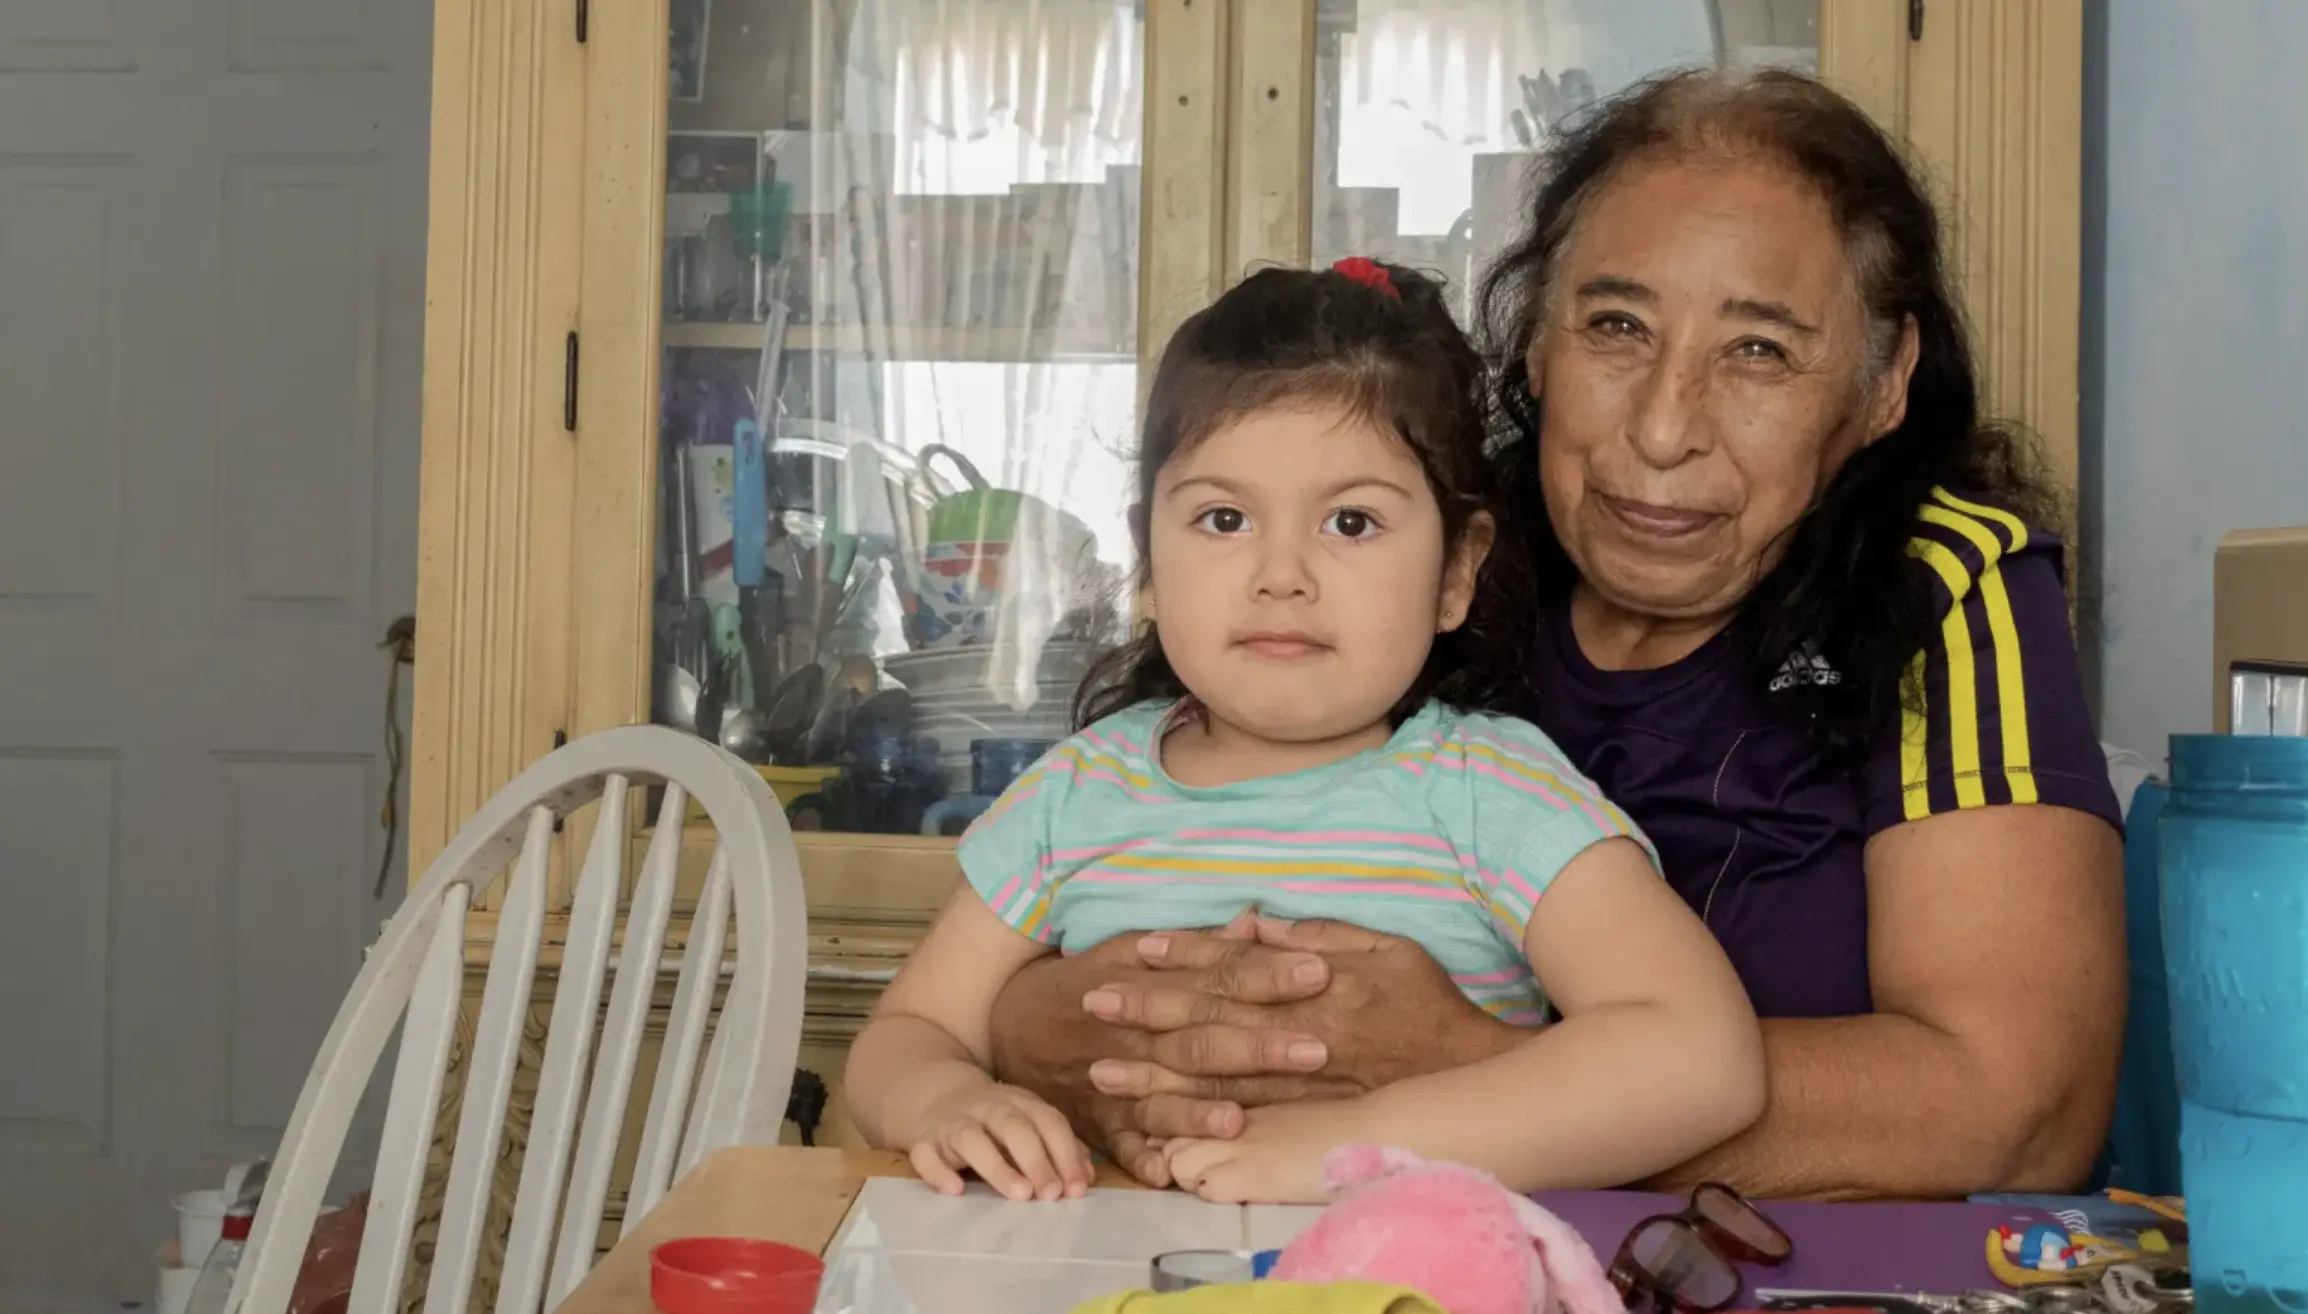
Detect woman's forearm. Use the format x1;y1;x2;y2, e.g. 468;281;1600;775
845;1013;996;1149
1343;998;1766;1192
1648;1013;2110;1200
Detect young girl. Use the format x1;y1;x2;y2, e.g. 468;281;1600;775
845;259;1766;1206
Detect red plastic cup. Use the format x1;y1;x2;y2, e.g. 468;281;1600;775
650;1237;825;1314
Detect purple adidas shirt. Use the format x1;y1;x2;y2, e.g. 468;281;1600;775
1527;493;2123;1019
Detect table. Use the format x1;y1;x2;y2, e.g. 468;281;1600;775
555;1147;2057;1314
554;1148;1145;1314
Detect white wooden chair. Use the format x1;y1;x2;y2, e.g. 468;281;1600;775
225;725;808;1314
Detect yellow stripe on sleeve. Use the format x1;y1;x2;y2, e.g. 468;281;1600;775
1909;539;1986;809
1916;502;2038;806
1932;485;2028;551
1976;562;2038;803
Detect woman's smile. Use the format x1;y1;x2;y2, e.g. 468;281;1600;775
1592;491;1723;541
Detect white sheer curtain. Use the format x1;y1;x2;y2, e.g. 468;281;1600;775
1329;0;1723;238
851;0;1142;189
816;0;1143;571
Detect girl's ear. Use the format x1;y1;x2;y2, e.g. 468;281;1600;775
1439;511;1495;633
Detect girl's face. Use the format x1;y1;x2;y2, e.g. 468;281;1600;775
1143;400;1489;747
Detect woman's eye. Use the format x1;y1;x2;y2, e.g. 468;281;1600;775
1196;507;1248;534
1733;337;1790;363
1324;509;1377;539
1588;312;1644;338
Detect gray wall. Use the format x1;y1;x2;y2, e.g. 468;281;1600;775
2085;0;2308;765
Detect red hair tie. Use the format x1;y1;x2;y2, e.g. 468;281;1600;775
1331;256;1399;299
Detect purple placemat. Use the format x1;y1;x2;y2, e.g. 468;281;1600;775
1530;1190;2056;1295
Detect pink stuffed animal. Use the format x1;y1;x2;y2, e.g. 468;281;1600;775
1270;1146;1628;1314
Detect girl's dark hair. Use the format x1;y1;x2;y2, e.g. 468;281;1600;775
1075;261;1535;729
1475;68;2060;757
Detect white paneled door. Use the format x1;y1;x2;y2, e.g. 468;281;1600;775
0;0;431;1301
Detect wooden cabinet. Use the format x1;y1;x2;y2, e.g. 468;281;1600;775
410;0;2083;1166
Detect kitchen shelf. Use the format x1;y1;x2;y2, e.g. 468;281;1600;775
661;320;1134;363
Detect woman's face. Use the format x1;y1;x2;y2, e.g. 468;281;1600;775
1528;157;1916;623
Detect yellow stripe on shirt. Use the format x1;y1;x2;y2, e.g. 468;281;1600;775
1909;538;1987;809
1917;501;2039;805
1975;562;2037;802
1932;485;2028;552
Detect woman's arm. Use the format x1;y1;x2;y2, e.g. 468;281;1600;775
1647;803;2125;1199
1165;839;1767;1200
846;888;1062;1151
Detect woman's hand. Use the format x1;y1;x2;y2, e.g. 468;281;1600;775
987;911;1519;1185
906;1082;1094;1202
1082;914;1520;1110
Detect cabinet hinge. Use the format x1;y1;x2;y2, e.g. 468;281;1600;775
1908;0;1925;40
576;0;589;43
551;728;570;831
563;331;580;432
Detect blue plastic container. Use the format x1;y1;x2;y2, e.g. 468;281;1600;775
2162;735;2308;1314
2109;780;2183;1196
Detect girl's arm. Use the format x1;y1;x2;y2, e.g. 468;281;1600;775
1168;837;1765;1198
845;887;1061;1151
1349;836;1766;1188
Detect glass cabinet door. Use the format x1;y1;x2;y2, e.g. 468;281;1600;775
1310;0;1819;319
648;0;1144;837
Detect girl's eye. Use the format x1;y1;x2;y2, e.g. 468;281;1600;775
1196;507;1248;534
1324;508;1377;539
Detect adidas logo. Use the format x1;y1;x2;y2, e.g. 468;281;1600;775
1769;650;1841;693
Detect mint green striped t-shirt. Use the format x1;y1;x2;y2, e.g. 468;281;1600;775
956;699;1656;1025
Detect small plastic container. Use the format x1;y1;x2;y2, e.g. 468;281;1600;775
651;1238;825;1314
154;1263;201;1314
172;1191;227;1270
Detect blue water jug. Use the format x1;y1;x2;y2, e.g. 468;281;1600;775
2162;734;2308;1313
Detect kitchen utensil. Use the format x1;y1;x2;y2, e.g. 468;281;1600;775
802;655;882;765
711;603;752;708
732;415;768;591
760;662;824;765
718;707;773;763
737;577;783;703
851;687;915;745
656;662;706;733
694;652;729;742
669;443;703;602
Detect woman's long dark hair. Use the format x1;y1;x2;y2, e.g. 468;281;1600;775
1076;261;1536;729
1475;68;2059;757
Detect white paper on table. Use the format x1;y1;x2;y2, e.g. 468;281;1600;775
815;1179;1265;1314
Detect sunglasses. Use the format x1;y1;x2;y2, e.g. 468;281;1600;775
1607;1183;1793;1314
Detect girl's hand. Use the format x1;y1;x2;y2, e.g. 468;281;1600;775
1160;1104;1350;1204
908;1083;1095;1201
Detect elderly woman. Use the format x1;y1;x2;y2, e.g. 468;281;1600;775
980;69;2125;1200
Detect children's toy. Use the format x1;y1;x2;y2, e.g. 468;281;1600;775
1982;1192;2188;1290
1270;1146;1628;1314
